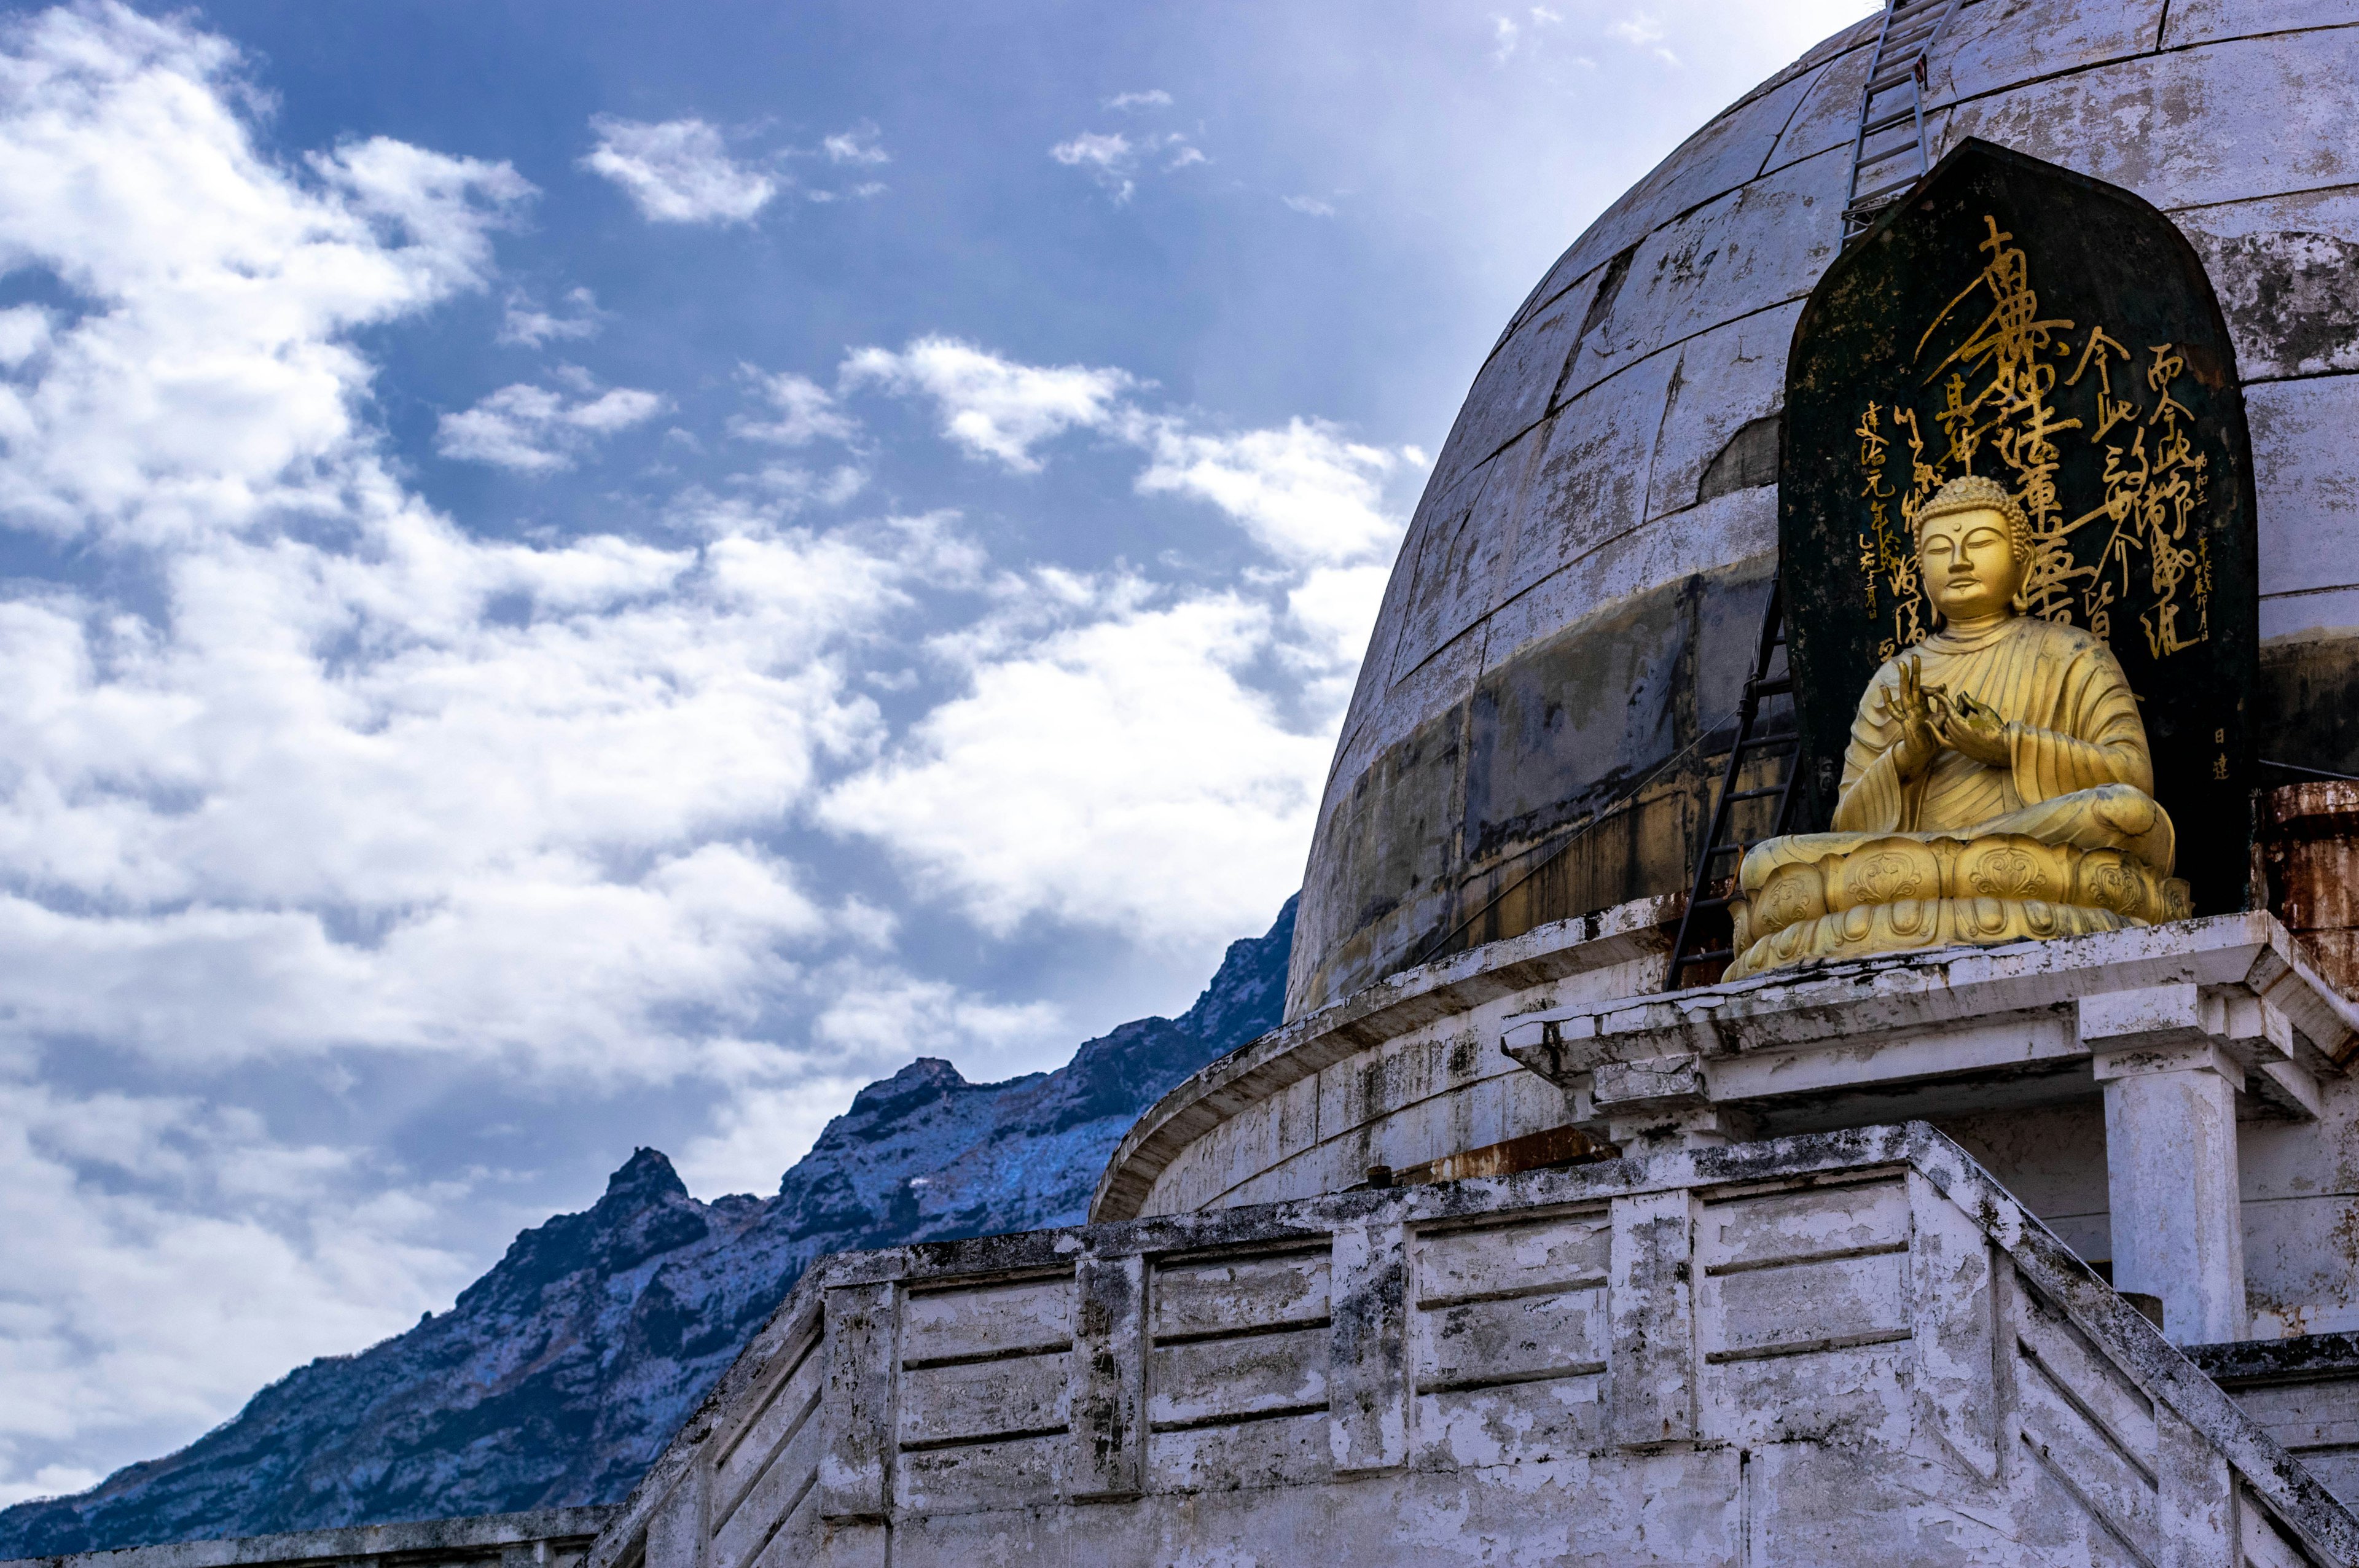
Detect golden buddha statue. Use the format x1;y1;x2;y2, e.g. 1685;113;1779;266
1726;474;2191;980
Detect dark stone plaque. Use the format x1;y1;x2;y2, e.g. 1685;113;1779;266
1781;139;2259;916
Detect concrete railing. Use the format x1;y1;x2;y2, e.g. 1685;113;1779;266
0;1508;613;1568
589;1124;2359;1567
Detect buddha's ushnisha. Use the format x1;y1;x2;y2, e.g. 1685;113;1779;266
1833;474;2173;867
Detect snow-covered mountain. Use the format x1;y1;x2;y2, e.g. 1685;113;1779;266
0;899;1295;1556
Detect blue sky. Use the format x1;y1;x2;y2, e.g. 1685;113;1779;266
0;0;1872;1506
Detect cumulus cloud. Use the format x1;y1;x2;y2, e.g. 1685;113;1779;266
729;368;860;447
821;120;890;166
0;1077;472;1507
821;584;1332;945
436;376;666;471
1103;89;1173;111
1608;13;1678;62
823;341;1413;940
1049;128;1204;202
1493;4;1592;66
0;4;1409;1500
842;336;1138;472
1132;416;1406;568
1050;131;1133;191
0;22;530;552
0;3;971;1495
498;286;604;347
581;115;777;224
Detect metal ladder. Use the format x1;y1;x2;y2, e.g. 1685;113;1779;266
1666;579;1805;989
1842;0;1966;241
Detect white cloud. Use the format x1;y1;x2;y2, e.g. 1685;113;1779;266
0;1077;472;1508
0;6;960;1494
1608;13;1678;62
498;286;604;347
436;378;666;471
745;463;869;509
581;115;777;224
0;10;531;553
1283;194;1337;217
1131;416;1408;568
1050;130;1134;199
1049;129;1205;202
842;335;1138;472
823;345;1412;944
1494;4;1585;65
0;6;1412;1499
821;120;890;166
1103;89;1173;111
821;583;1331;945
730;367;859;447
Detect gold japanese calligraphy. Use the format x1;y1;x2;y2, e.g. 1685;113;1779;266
1856;216;2211;664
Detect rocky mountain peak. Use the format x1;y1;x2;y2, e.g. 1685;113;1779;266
603;1147;689;1206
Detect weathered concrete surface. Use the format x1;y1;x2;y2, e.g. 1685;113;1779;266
0;1510;611;1568
1500;913;2359;1345
1288;0;2359;1021
2196;1333;2359;1507
585;1126;2359;1567
1093;890;1680;1223
1109;895;2359;1346
2261;784;2359;1002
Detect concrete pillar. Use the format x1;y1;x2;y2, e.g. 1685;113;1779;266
1328;1221;1409;1474
818;1281;899;1520
1070;1252;1146;1500
2082;985;2247;1346
1607;1188;1698;1446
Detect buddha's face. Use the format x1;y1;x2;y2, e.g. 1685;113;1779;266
1917;506;2024;620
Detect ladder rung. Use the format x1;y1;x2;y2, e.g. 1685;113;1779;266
1734;735;1796;755
1853;154;1925;190
1868;62;1925;94
1852;170;1926;205
1687;895;1731;913
1680;948;1735;965
1880;14;1945;49
1748;674;1793;696
1855;133;1925;166
1721;786;1784;803
1861;106;1920;138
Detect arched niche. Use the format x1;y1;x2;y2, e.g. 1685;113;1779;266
1781;138;2261;917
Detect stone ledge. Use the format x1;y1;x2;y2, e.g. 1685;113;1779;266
1509;905;2359;1089
2191;1332;2359;1389
1089;892;1681;1223
0;1509;616;1568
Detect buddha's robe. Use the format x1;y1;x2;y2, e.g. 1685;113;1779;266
1826;615;2174;871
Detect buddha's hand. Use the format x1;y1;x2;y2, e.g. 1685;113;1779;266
1939;689;2013;767
1890;655;1942;782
